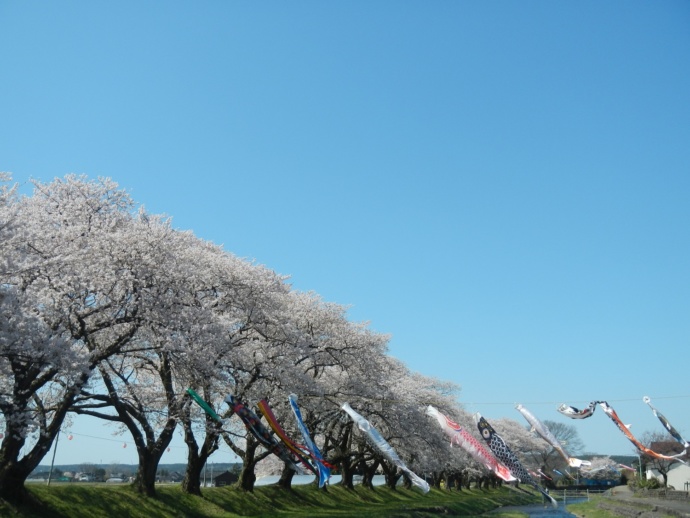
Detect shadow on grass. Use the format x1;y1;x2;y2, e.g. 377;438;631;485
13;481;542;517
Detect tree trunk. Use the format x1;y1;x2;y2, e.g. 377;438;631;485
384;473;400;490
360;459;379;489
238;465;257;491
127;420;176;497
0;425;30;504
339;457;355;489
0;369;88;504
381;461;400;490
277;464;296;489
237;438;259;492
92;358;178;498
181;454;205;495
132;450;159;497
180;409;219;496
401;473;412;490
0;462;31;504
333;426;355;490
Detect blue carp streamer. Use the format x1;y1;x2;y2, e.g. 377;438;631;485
288;394;332;488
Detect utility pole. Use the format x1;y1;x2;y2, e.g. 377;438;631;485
47;431;60;486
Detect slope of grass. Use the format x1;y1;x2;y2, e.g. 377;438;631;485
0;483;542;517
566;496;656;518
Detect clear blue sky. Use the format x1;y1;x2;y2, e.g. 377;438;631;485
2;2;689;466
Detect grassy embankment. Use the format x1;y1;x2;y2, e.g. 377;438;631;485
567;495;668;518
0;483;542;517
566;497;618;518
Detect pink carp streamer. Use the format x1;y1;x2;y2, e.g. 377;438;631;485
426;406;515;482
341;402;430;493
515;404;590;468
643;396;690;448
599;401;686;464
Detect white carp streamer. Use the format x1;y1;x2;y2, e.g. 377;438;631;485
515;404;590;468
557;401;598;419
341;402;430;493
426;405;515;481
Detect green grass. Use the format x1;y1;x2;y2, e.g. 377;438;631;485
565;495;657;518
0;483;542;517
566;497;618;518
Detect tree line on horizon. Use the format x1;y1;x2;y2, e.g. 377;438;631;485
1;174;594;504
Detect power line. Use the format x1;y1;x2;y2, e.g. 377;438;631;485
462;395;690;406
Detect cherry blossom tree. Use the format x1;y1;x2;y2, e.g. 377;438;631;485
0;172;18;275
525;419;584;477
0;286;82;501
178;286;394;492
339;357;460;491
0;176;145;502
176;264;300;493
640;431;686;487
0;172;515;505
71;214;274;496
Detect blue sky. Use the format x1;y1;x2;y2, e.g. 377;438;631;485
2;2;690;466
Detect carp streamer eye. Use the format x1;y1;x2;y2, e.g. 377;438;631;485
482;428;491;439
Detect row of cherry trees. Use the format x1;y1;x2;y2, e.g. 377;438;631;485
0;174;565;503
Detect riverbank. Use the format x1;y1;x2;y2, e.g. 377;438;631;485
568;485;690;518
0;483;542;517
